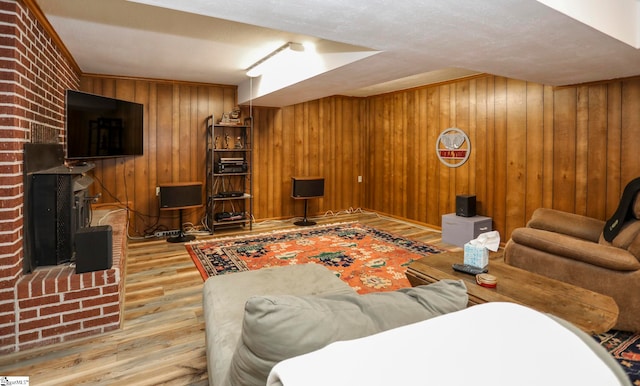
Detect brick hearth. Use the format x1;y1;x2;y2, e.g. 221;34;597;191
13;210;127;351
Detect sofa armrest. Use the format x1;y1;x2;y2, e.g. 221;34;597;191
510;228;640;271
527;208;605;243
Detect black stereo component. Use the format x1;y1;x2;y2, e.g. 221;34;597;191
75;225;113;273
215;163;248;174
215;212;245;221
456;194;477;217
214;191;244;198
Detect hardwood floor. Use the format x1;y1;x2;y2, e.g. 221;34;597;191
0;211;449;385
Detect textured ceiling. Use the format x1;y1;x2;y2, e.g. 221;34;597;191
36;0;640;107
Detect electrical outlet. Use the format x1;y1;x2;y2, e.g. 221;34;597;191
155;186;160;196
357;176;363;183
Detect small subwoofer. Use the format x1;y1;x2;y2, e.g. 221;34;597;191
456;195;476;217
75;225;113;273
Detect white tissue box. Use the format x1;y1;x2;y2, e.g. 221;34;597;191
464;243;489;269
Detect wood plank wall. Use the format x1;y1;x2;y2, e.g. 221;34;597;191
365;75;640;239
251;96;367;220
80;76;237;236
81;74;640;241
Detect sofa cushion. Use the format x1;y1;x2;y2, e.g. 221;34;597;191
227;279;468;386
512;228;640;271
204;264;355;386
527;208;604;243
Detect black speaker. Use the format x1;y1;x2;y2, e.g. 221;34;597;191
75;225;113;273
291;177;325;198
159;182;203;209
456;195;476;217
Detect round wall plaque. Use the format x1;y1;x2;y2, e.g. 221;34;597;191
436;128;471;168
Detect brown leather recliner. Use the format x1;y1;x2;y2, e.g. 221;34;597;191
504;191;640;332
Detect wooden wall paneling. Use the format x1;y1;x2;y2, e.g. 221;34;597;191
474;78;489;217
291;103;307;219
350;99;360;209
446;84;457;212
621;78;640;188
405;90;418;220
145;83;159;234
189;86;204;226
179;86;192;178
605;82;622;216
155;84;173;185
250;108;262;218
504;78;527;238
307;100;322;215
375;95;387;214
194;86;210;224
437;85;451;217
272;107;284;219
169;84;180;181
454;80;471;198
338;97;352;211
393;92;406;217
351;98;365;209
552;88;577;213
574;85;590;216
414;89;427;224
524;82;544;222
322;98;335;213
586;84;608;219
365;97;377;211
425;87;440;226
377;94;389;214
371;96;383;213
484;77;496;222
252;109;272;218
492;77;507;237
467;79;477;201
252;108;266;219
132;80;151;234
542;84;555;209
282;106;296;218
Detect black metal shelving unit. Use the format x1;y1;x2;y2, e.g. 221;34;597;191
205;115;253;233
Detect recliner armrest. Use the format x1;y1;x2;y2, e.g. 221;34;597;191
527;208;605;243
510;228;640;271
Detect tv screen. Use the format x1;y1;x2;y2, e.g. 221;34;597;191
65;90;143;159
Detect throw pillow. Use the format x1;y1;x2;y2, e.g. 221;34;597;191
227;279;468;386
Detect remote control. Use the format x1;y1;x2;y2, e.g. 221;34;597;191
452;263;488;276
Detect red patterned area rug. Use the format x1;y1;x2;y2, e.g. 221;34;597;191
185;222;444;293
594;330;640;385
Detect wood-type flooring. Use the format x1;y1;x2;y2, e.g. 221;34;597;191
0;211;449;385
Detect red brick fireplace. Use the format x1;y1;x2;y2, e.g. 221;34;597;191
0;0;125;354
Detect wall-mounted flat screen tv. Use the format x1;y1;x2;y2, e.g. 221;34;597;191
66;90;143;159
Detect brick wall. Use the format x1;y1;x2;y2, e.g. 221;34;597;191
0;0;125;354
